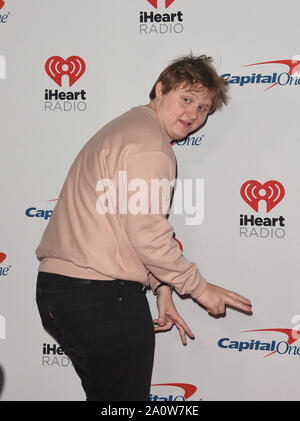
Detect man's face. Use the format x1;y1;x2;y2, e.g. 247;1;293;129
156;82;212;140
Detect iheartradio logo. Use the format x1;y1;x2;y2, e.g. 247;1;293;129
44;55;87;112
45;56;86;87
239;180;286;239
240;180;285;213
140;0;183;35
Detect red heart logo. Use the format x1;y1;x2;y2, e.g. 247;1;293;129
146;0;175;8
240;180;285;212
0;252;7;264
165;0;175;7
45;56;86;87
147;0;157;7
0;1;5;10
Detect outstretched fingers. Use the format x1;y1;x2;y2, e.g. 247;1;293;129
226;291;252;313
153;314;195;346
173;317;195;345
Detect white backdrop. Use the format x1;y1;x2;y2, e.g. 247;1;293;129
1;0;300;401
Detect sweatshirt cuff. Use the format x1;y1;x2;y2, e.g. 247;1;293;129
190;276;208;300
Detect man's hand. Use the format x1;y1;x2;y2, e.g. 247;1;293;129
153;285;195;345
196;282;252;316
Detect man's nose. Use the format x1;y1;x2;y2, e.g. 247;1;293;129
187;107;198;120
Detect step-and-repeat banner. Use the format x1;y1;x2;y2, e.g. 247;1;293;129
1;0;300;401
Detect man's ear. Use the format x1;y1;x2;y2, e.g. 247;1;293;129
155;81;163;100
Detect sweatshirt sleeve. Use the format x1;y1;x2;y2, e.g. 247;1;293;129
147;271;163;294
120;151;207;300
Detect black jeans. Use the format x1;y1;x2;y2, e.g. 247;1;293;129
36;271;155;401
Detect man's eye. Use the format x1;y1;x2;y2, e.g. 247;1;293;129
199;106;208;113
183;98;190;103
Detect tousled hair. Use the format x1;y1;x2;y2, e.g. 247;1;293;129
149;54;229;115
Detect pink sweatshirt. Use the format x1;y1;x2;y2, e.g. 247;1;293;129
36;106;207;299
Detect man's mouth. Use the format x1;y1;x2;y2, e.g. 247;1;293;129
179;119;192;129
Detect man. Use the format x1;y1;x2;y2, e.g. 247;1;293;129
35;54;252;401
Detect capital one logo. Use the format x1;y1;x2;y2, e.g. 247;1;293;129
218;327;300;359
45;56;86;87
244;59;300;90
0;251;11;276
223;57;300;90
146;0;175;8
0;0;10;24
240;180;285;212
150;383;198;400
0;55;6;79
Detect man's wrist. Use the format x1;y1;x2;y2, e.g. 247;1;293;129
154;282;172;296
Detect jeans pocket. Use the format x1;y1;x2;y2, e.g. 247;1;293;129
48;302;105;357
